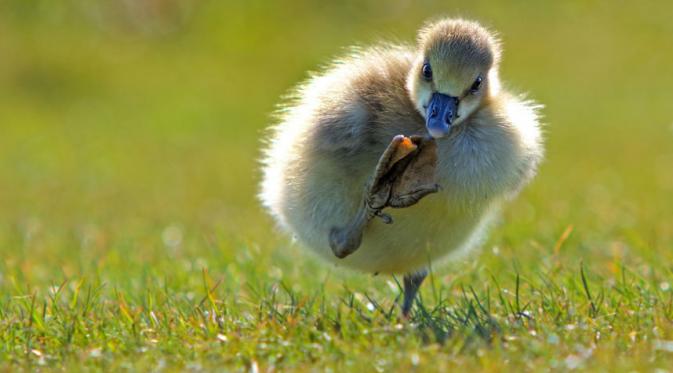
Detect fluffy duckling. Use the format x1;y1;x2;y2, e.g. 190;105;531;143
260;19;543;315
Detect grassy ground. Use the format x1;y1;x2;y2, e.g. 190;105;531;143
1;1;673;371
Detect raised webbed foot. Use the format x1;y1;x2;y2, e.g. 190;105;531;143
365;135;440;212
329;135;440;259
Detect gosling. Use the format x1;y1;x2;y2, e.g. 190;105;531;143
260;19;543;316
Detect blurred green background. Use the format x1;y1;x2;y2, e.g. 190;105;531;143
1;0;672;287
2;1;673;369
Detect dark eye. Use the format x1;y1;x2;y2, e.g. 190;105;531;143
470;75;483;94
421;63;433;81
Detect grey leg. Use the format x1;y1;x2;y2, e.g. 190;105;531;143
401;269;428;317
328;136;406;259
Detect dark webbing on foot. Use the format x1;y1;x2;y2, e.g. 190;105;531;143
329;136;439;259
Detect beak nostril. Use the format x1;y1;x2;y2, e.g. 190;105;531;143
445;111;453;125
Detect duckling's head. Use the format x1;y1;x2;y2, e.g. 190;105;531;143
407;19;501;138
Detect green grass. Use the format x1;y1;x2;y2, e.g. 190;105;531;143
1;0;673;371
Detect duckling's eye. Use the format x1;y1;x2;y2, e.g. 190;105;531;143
421;63;433;81
470;75;483;94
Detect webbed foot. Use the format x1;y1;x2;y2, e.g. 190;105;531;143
328;135;440;259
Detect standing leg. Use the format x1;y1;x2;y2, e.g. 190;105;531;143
401;269;428;317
